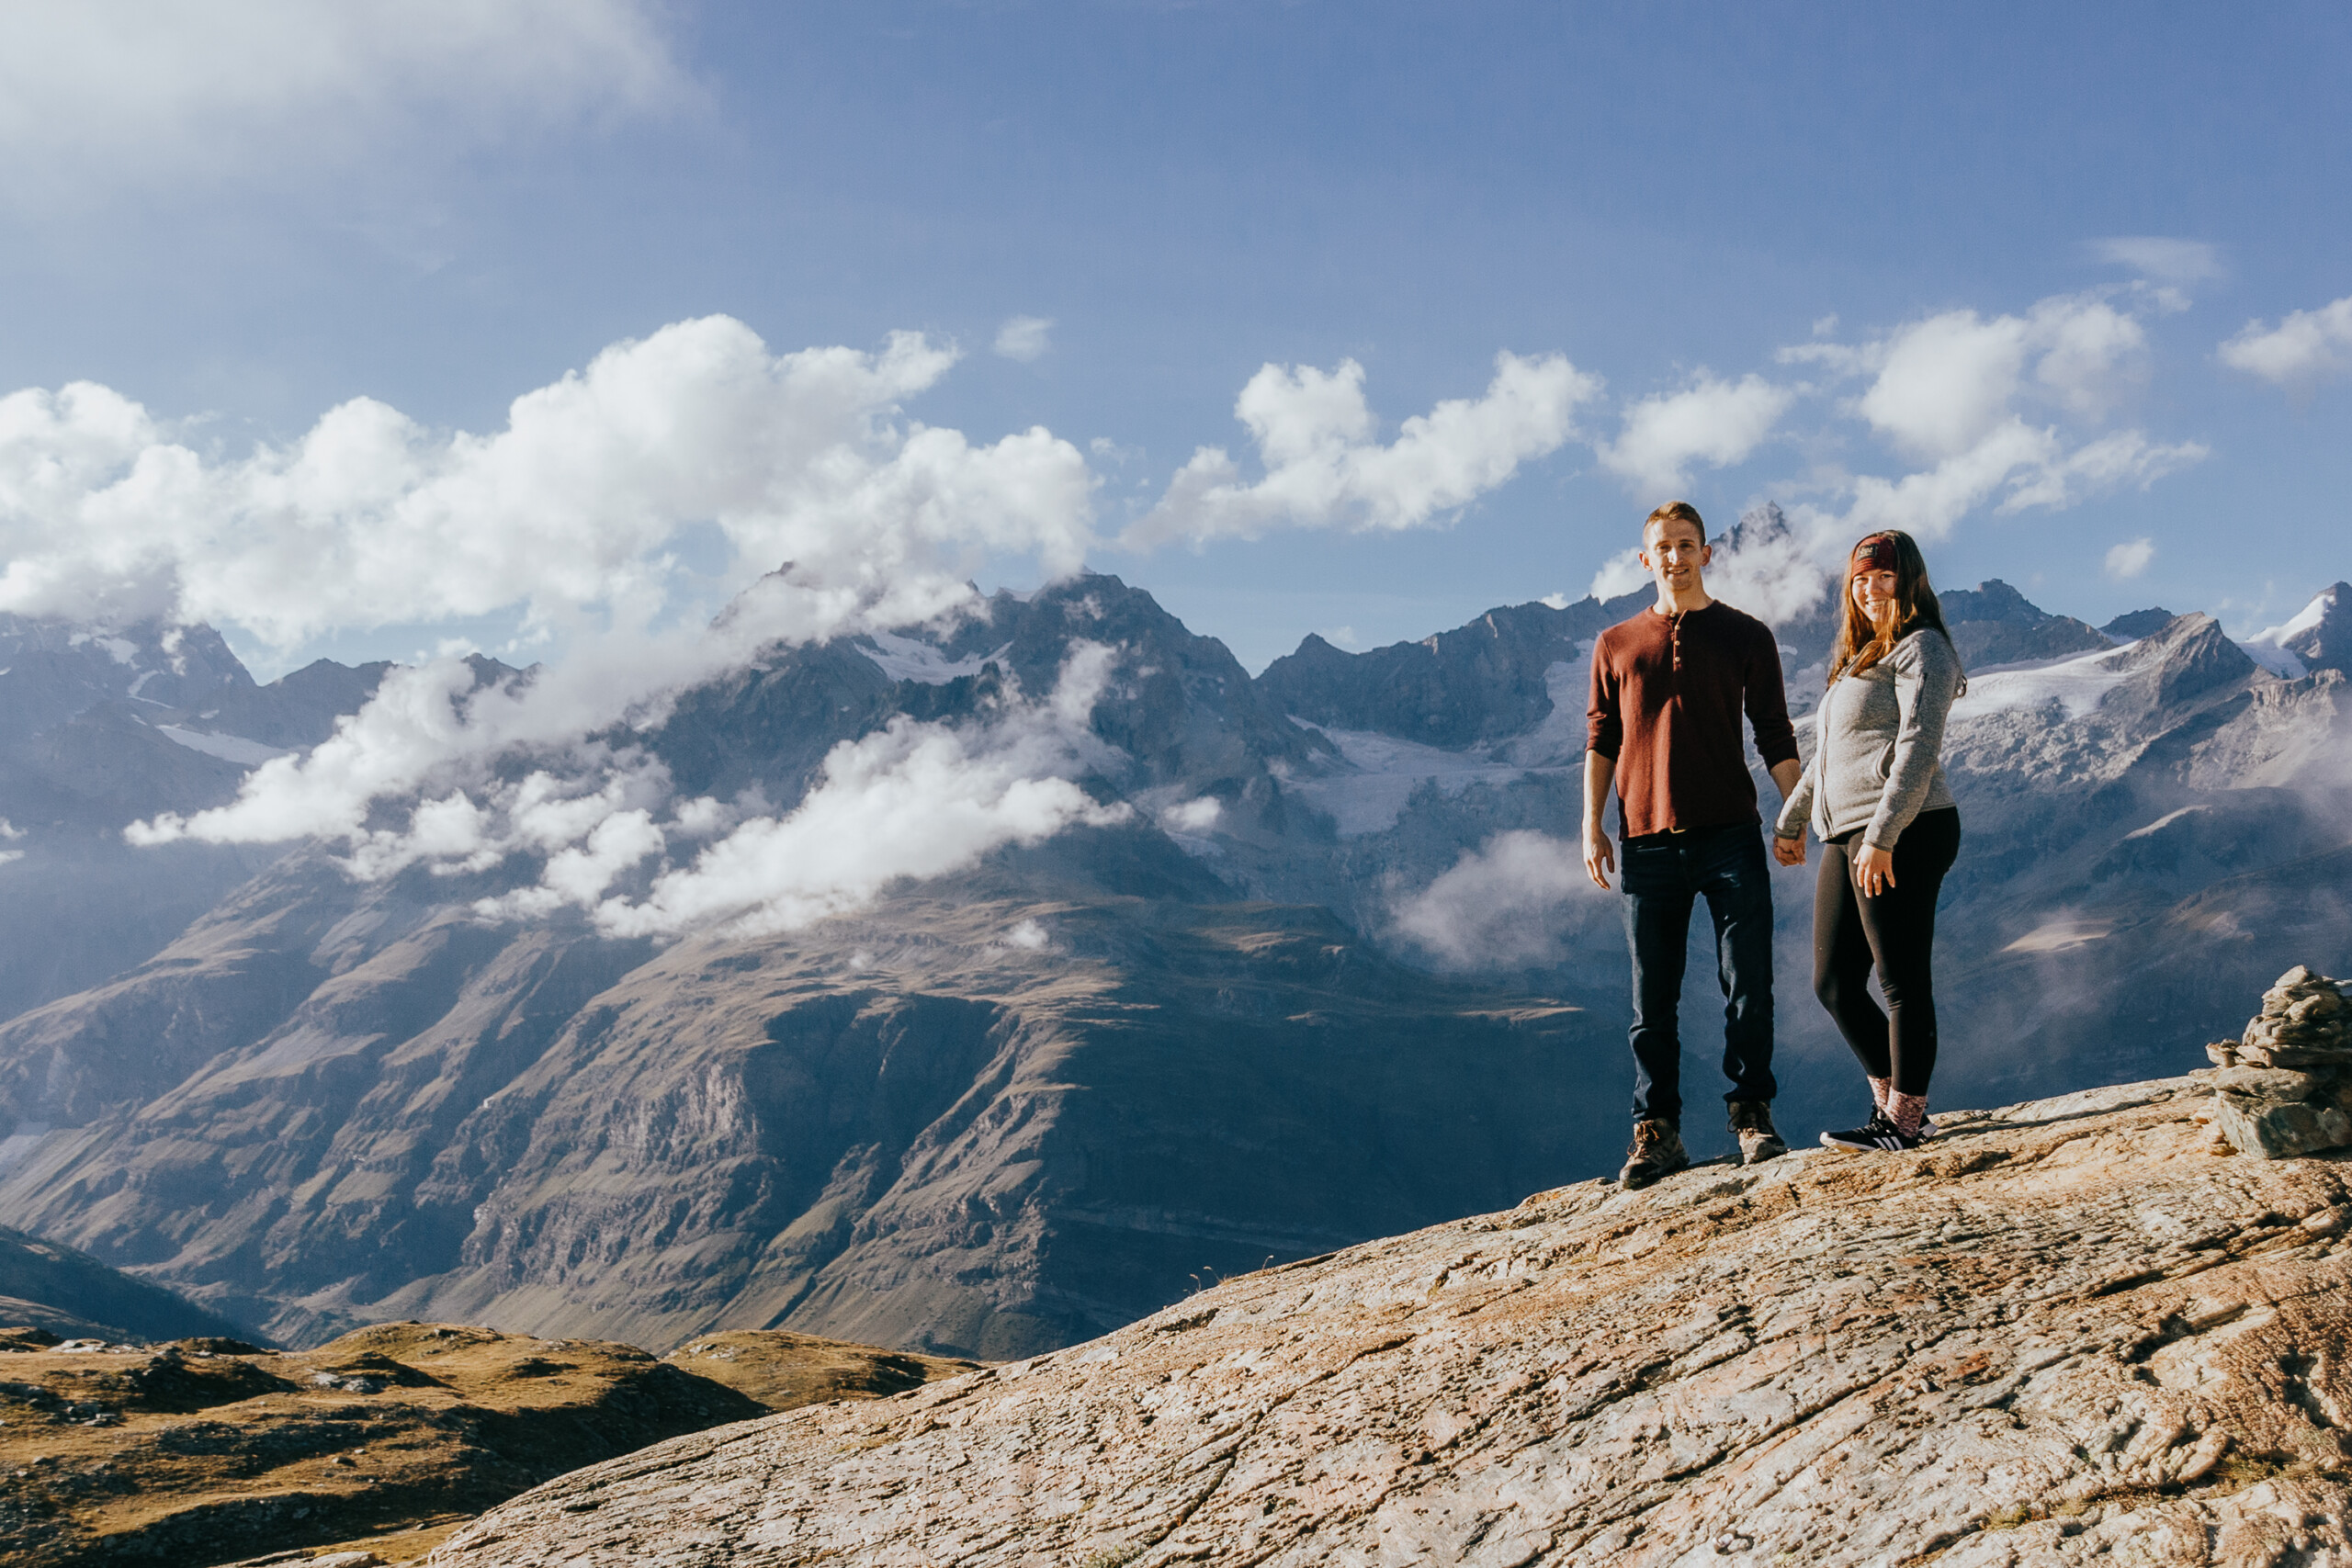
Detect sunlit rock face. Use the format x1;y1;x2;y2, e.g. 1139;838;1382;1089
421;1076;2352;1568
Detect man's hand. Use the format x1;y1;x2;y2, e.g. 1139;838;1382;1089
1853;842;1896;897
1771;833;1806;867
1581;750;1618;891
1582;818;1615;891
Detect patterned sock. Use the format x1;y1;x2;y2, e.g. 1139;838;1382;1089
1869;1077;1892;1114
1888;1091;1928;1138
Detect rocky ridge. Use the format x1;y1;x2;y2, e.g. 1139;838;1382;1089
424;1075;2352;1567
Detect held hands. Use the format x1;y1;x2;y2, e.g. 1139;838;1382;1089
1582;818;1615;891
1853;841;1897;897
1771;833;1806;867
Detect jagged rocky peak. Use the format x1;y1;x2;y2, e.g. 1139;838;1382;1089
0;614;254;751
1256;596;1633;749
2102;605;2177;640
2107;609;2265;717
1937;578;2113;668
424;1075;2352;1567
665;570;1324;843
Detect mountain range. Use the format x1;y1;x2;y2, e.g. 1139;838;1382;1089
0;503;2345;1360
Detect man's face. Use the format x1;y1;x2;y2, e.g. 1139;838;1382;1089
1639;522;1710;592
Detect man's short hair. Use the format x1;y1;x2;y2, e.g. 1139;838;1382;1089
1643;501;1707;545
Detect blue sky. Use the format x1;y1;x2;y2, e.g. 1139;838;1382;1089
1;1;2346;675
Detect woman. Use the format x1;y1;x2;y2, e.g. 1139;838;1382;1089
1770;530;1964;1151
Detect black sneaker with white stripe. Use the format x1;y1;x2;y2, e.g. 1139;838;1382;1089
1820;1111;1922;1152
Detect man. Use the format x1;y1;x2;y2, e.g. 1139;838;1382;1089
1583;501;1804;1190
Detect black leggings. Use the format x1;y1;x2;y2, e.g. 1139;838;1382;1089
1813;808;1961;1096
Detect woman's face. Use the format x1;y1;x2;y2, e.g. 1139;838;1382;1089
1851;568;1899;623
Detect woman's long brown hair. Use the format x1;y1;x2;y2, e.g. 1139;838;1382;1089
1827;529;1961;686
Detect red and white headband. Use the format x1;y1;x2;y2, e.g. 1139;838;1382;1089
1850;535;1898;574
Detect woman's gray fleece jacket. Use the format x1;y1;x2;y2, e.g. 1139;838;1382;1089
1773;628;1962;849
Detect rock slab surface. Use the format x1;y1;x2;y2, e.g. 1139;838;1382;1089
430;1076;2352;1566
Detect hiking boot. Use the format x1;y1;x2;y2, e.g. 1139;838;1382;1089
1618;1118;1690;1190
1820;1111;1921;1152
1727;1100;1787;1165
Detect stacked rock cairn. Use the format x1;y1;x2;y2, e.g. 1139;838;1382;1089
2206;965;2352;1158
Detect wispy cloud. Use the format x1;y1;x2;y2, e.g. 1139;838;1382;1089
2086;236;2225;287
1390;830;1605;970
993;315;1055;362
0;0;690;207
138;637;1136;942
1595;372;1797;496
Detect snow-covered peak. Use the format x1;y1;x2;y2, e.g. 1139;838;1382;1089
2234;583;2343;679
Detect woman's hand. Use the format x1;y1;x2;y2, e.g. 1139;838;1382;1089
1771;833;1806;867
1853;842;1897;897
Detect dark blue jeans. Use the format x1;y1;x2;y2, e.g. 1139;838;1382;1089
1621;824;1778;1126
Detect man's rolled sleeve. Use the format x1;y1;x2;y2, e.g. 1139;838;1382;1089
1586;636;1623;761
1745;628;1799;770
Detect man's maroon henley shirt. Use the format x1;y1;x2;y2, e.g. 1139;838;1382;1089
1585;600;1798;840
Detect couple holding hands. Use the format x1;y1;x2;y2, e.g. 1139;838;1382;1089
1581;502;1965;1190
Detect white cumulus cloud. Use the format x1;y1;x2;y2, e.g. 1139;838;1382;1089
1596;372;1797;496
2105;537;2155;581
1612;289;2211;624
1812;293;2201;538
0;0;688;205
0;316;1096;651
2220;296;2352;392
1124;352;1600;548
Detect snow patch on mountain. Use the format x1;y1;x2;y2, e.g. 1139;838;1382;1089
1494;652;1594;767
1949;642;2141;720
68;632;137;665
855;630;1006;685
1285;722;1546;836
152;725;288;766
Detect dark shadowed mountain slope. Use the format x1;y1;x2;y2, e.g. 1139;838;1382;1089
1937;578;2114;667
1257;594;1645;749
0;1223;251;1343
2103;605;2178;640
